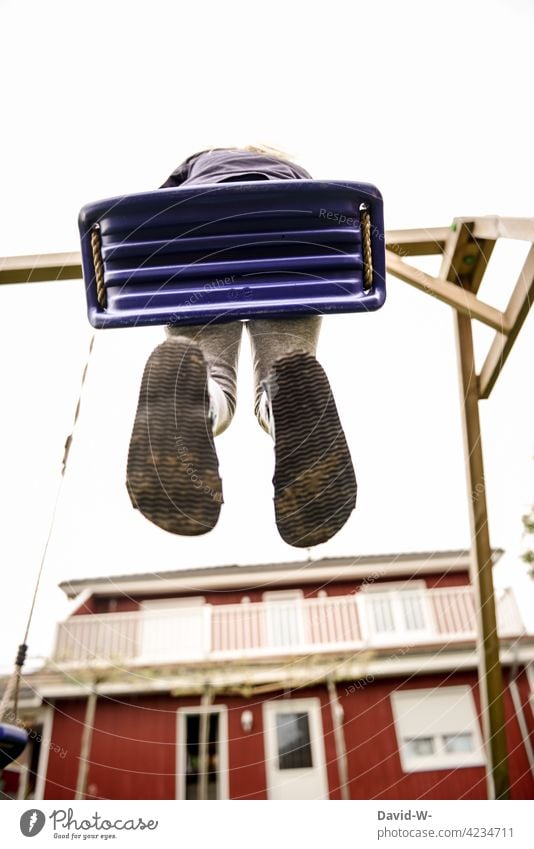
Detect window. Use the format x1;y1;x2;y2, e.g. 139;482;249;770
276;712;313;770
184;713;219;799
443;732;474;753
391;686;485;771
404;736;435;757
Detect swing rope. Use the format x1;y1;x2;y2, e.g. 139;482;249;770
0;334;97;725
90;225;106;309
360;204;374;290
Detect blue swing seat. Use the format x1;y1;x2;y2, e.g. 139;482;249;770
0;723;28;770
79;180;385;329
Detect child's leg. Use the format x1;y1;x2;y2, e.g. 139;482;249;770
246;316;357;548
166;321;242;435
126;321;242;535
246;316;322;432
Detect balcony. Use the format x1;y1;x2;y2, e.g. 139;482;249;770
52;586;526;668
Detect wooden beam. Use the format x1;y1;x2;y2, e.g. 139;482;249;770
386;249;510;333
385;227;450;256
441;219;496;296
74;688;97;801
478;244;534;399
0;252;82;285
471;217;534;243
327;677;350;800
0;216;531;285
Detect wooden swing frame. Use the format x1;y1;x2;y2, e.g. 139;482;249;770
1;213;533;799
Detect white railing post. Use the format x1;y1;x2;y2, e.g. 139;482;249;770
204;605;212;658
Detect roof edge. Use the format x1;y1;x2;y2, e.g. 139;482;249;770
58;549;503;599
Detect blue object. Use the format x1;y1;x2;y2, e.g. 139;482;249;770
78;180;385;329
0;723;28;769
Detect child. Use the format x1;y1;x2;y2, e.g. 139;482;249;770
126;147;356;548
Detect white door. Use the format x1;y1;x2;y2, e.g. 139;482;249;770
263;590;305;650
176;707;229;800
140;597;208;662
360;584;434;645
263;698;328;799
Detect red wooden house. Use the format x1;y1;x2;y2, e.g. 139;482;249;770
3;550;534;800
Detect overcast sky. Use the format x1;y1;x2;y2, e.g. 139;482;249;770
1;0;533;672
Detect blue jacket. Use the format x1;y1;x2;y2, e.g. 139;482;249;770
160;148;311;187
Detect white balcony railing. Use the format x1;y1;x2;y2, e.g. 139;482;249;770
52;586;526;667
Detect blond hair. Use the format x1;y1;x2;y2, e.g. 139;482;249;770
242;144;293;161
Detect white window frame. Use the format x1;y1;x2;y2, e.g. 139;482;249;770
175;705;229;800
526;662;534;720
360;580;427;594
391;686;486;772
262;590;304;602
141;596;206;610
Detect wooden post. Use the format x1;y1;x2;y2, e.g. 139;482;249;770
75;688;97;800
327;677;350;800
432;221;511;800
455;313;510;799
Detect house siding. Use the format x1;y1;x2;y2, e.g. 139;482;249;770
75;571;472;615
43;670;534;801
340;672;534;800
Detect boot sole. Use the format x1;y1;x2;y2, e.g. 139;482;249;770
126;339;222;535
269;353;357;547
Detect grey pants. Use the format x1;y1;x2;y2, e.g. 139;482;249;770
166;315;322;434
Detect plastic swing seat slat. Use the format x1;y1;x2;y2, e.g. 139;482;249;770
0;723;28;770
100;227;359;260
79;180;385;329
